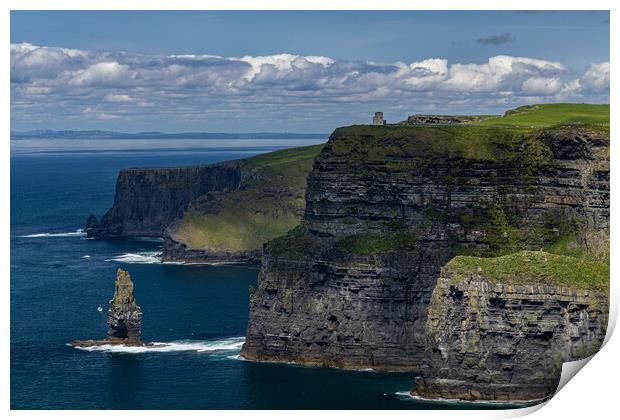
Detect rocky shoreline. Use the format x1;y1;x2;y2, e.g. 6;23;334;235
159;236;261;264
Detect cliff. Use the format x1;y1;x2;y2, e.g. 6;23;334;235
86;144;323;262
86;161;244;238
241;104;609;397
413;251;608;401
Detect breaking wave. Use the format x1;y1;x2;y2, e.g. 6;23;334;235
16;229;86;238
393;391;541;407
104;251;242;266
74;336;246;354
105;251;162;264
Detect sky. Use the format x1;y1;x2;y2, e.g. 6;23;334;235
10;11;610;133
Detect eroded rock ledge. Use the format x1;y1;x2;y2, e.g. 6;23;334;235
412;252;608;401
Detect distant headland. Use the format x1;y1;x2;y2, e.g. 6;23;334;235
10;130;329;140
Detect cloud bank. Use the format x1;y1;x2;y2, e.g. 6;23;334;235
10;43;610;131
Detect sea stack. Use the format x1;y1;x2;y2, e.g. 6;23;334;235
108;268;143;342
72;268;147;347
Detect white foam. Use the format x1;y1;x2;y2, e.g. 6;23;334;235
82;255;91;259
202;261;245;266
395;391;542;406
106;252;245;266
17;229;86;238
134;236;165;243
105;251;162;264
74;337;246;354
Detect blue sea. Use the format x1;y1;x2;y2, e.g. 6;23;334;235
10;138;507;409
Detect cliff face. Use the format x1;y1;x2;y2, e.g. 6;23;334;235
241;124;609;374
414;265;608;401
87;161;244;238
86;145;323;262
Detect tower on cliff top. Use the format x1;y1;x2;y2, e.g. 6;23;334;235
373;112;386;125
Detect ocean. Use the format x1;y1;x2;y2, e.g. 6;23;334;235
10;138;507;409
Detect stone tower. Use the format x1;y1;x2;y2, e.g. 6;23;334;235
373;112;386;125
107;268;143;342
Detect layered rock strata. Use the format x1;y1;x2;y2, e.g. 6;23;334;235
86;161;244;239
241;125;609;374
413;269;608;401
107;268;143;342
72;268;147;347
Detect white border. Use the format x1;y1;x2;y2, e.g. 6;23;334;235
2;1;616;419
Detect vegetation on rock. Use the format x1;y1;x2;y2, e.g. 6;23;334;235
444;250;608;291
474;103;610;131
171;144;323;253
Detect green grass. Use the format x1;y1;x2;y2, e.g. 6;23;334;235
328;103;609;164
245;143;324;184
473;103;609;130
335;231;418;255
171;144;324;252
444;250;609;291
267;225;321;258
543;232;588;259
176;204;301;252
329;124;531;162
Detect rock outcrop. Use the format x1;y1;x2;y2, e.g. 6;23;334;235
107;268;143;342
241;123;609;382
412;253;608;401
72;268;147;347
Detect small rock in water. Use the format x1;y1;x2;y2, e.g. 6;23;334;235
107;268;143;341
71;268;156;348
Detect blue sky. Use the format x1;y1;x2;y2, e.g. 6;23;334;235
10;11;610;133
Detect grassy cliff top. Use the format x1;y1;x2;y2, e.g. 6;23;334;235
171;143;324;253
327;104;608;162
473;103;609;129
444;250;609;291
244;143;324;183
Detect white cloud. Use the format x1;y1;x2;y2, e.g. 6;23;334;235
580;62;610;90
105;94;135;102
10;42;609;130
71;62;131;86
521;77;562;94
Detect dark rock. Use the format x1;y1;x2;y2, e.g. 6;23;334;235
160;236;261;264
89;161;244;239
85;214;103;238
107;268;143;341
241;126;609;376
72;268;144;347
412;274;608;401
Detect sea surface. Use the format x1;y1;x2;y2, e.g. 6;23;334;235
10;138;509;409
